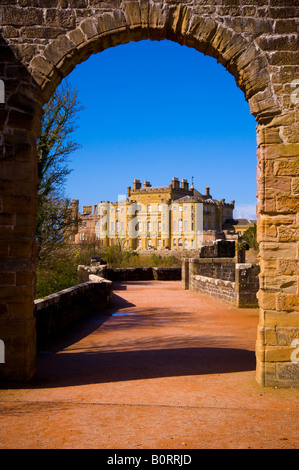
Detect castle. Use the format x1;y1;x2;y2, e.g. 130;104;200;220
70;177;235;250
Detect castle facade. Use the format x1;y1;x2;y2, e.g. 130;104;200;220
71;177;235;250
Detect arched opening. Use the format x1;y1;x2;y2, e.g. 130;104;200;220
0;4;298;388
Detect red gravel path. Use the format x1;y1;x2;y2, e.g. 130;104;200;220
0;281;298;449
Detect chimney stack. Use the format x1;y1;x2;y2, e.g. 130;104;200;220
143;180;151;188
133;179;141;190
181;179;189;191
205;186;210;197
172;177;180;189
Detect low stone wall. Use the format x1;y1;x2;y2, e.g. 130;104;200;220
190;258;236;282
192;275;236;304
236;264;260;308
78;264;181;282
182;258;259;308
199;240;236;258
104;267;181;281
77;264;107;283
152;267;181;280
107;267;153;281
34;277;112;346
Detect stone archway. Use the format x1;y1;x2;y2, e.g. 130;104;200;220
0;1;298;387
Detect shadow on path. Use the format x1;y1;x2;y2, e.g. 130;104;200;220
31;346;256;389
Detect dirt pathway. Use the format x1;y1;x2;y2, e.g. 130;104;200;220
0;281;298;449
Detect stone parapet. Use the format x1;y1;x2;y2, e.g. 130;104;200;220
34;279;112;346
192;275;236;304
182;258;259;308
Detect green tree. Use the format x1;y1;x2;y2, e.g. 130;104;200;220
36;80;85;260
242;224;258;250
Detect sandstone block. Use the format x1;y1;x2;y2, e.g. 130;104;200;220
97;11;127;35
30;56;53;78
278;259;299;275
276;195;299;213
276;363;299;386
276;327;299;346
274;159;299;177
259;242;297;260
277;294;299;312
67;28;85;47
43;35;75;66
259;291;277;310
291;177;299;195
80;18;100;39
124;1;142;28
265;345;295;362
2;7;43;26
278;226;299;242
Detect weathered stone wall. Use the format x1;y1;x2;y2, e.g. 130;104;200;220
34;278;112;346
183;258;259;307
190;258;236;283
236;263;260;308
152;267;181;281
199;240;236;259
192;275;236;305
0;0;298;386
77;264;107;284
78;264;181;282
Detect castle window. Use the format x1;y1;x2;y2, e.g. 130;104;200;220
173;221;177;231
178;238;183;247
178;219;183;231
147;222;151;232
184;239;188;248
137;239;141;248
158;222;162;231
173;239;176;247
184;221;188;231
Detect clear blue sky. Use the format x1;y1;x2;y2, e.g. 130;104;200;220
61;39;257;219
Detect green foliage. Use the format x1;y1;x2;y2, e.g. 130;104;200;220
101;244;123;266
101;244;180;268
242;225;258;250
36;193;73;261
36;80;85;261
35;243;98;299
37;80;84;201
